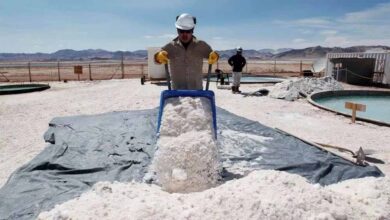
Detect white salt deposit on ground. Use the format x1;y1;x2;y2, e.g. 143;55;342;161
269;76;343;101
150;97;221;193
37;170;390;220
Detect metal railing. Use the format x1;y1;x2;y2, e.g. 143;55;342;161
332;68;384;84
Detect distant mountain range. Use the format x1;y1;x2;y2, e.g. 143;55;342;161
274;45;390;59
0;46;389;61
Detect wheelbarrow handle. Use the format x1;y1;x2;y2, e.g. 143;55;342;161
206;64;212;91
164;64;172;90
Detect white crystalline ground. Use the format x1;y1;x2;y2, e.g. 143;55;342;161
38;170;390;220
269;76;343;101
150;97;221;193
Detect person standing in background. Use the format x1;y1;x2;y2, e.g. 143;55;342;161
228;47;246;93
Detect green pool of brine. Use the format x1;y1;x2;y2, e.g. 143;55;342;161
315;95;390;123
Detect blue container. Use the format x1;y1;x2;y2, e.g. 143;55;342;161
157;90;217;139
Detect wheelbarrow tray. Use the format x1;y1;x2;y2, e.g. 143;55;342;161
156;90;217;139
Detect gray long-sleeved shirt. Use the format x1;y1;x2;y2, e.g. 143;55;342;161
161;36;212;90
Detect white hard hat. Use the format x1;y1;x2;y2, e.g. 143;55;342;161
236;46;243;52
175;13;196;30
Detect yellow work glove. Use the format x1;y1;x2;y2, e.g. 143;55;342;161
154;50;169;64
208;51;219;65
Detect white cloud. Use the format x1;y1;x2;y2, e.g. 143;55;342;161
343;2;390;23
345;38;390;47
297;29;313;34
320;30;338;36
272;3;390;48
323;36;350;47
274;17;331;28
295;18;330;26
158;34;176;39
114;0;184;10
293;38;306;43
144;34;176;39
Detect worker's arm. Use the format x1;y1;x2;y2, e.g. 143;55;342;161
228;56;233;66
242;57;246;68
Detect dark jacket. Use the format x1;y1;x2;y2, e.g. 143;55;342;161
228;54;246;72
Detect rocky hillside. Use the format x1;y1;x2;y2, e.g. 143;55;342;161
0;46;389;61
274;45;390;59
0;49;148;62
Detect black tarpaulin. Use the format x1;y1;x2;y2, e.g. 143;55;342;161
0;108;383;219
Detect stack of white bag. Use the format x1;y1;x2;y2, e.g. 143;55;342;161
151;97;221;193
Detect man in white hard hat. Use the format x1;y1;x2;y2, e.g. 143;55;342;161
228;47;246;93
154;13;219;90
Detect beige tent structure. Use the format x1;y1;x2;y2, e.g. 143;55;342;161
325;52;390;86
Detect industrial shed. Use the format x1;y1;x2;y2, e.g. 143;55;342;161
325;52;390;86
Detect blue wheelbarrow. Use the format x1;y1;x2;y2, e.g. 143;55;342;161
156;63;217;139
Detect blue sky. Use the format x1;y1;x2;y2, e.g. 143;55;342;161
1;0;390;53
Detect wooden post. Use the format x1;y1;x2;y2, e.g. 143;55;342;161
273;59;276;76
89;64;92;80
28;62;32;82
345;102;366;123
57;61;61;81
121;53;125;79
74;65;82;81
246;62;248;74
300;60;303;76
141;64;144;78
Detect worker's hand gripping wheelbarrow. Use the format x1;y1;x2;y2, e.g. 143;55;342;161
156;53;218;139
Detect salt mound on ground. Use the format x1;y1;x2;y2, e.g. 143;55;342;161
151;97;221;193
269;76;343;101
37;170;390;220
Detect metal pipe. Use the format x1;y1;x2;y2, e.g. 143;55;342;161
164;64;171;90
206;64;212;91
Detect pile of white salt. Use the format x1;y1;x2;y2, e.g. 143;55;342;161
38;170;390;220
150;97;221;193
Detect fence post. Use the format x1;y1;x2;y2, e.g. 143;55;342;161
274;59;276;76
57;61;61;81
28;62;32;82
121;53;125;79
89;64;92;80
300;60;302;76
